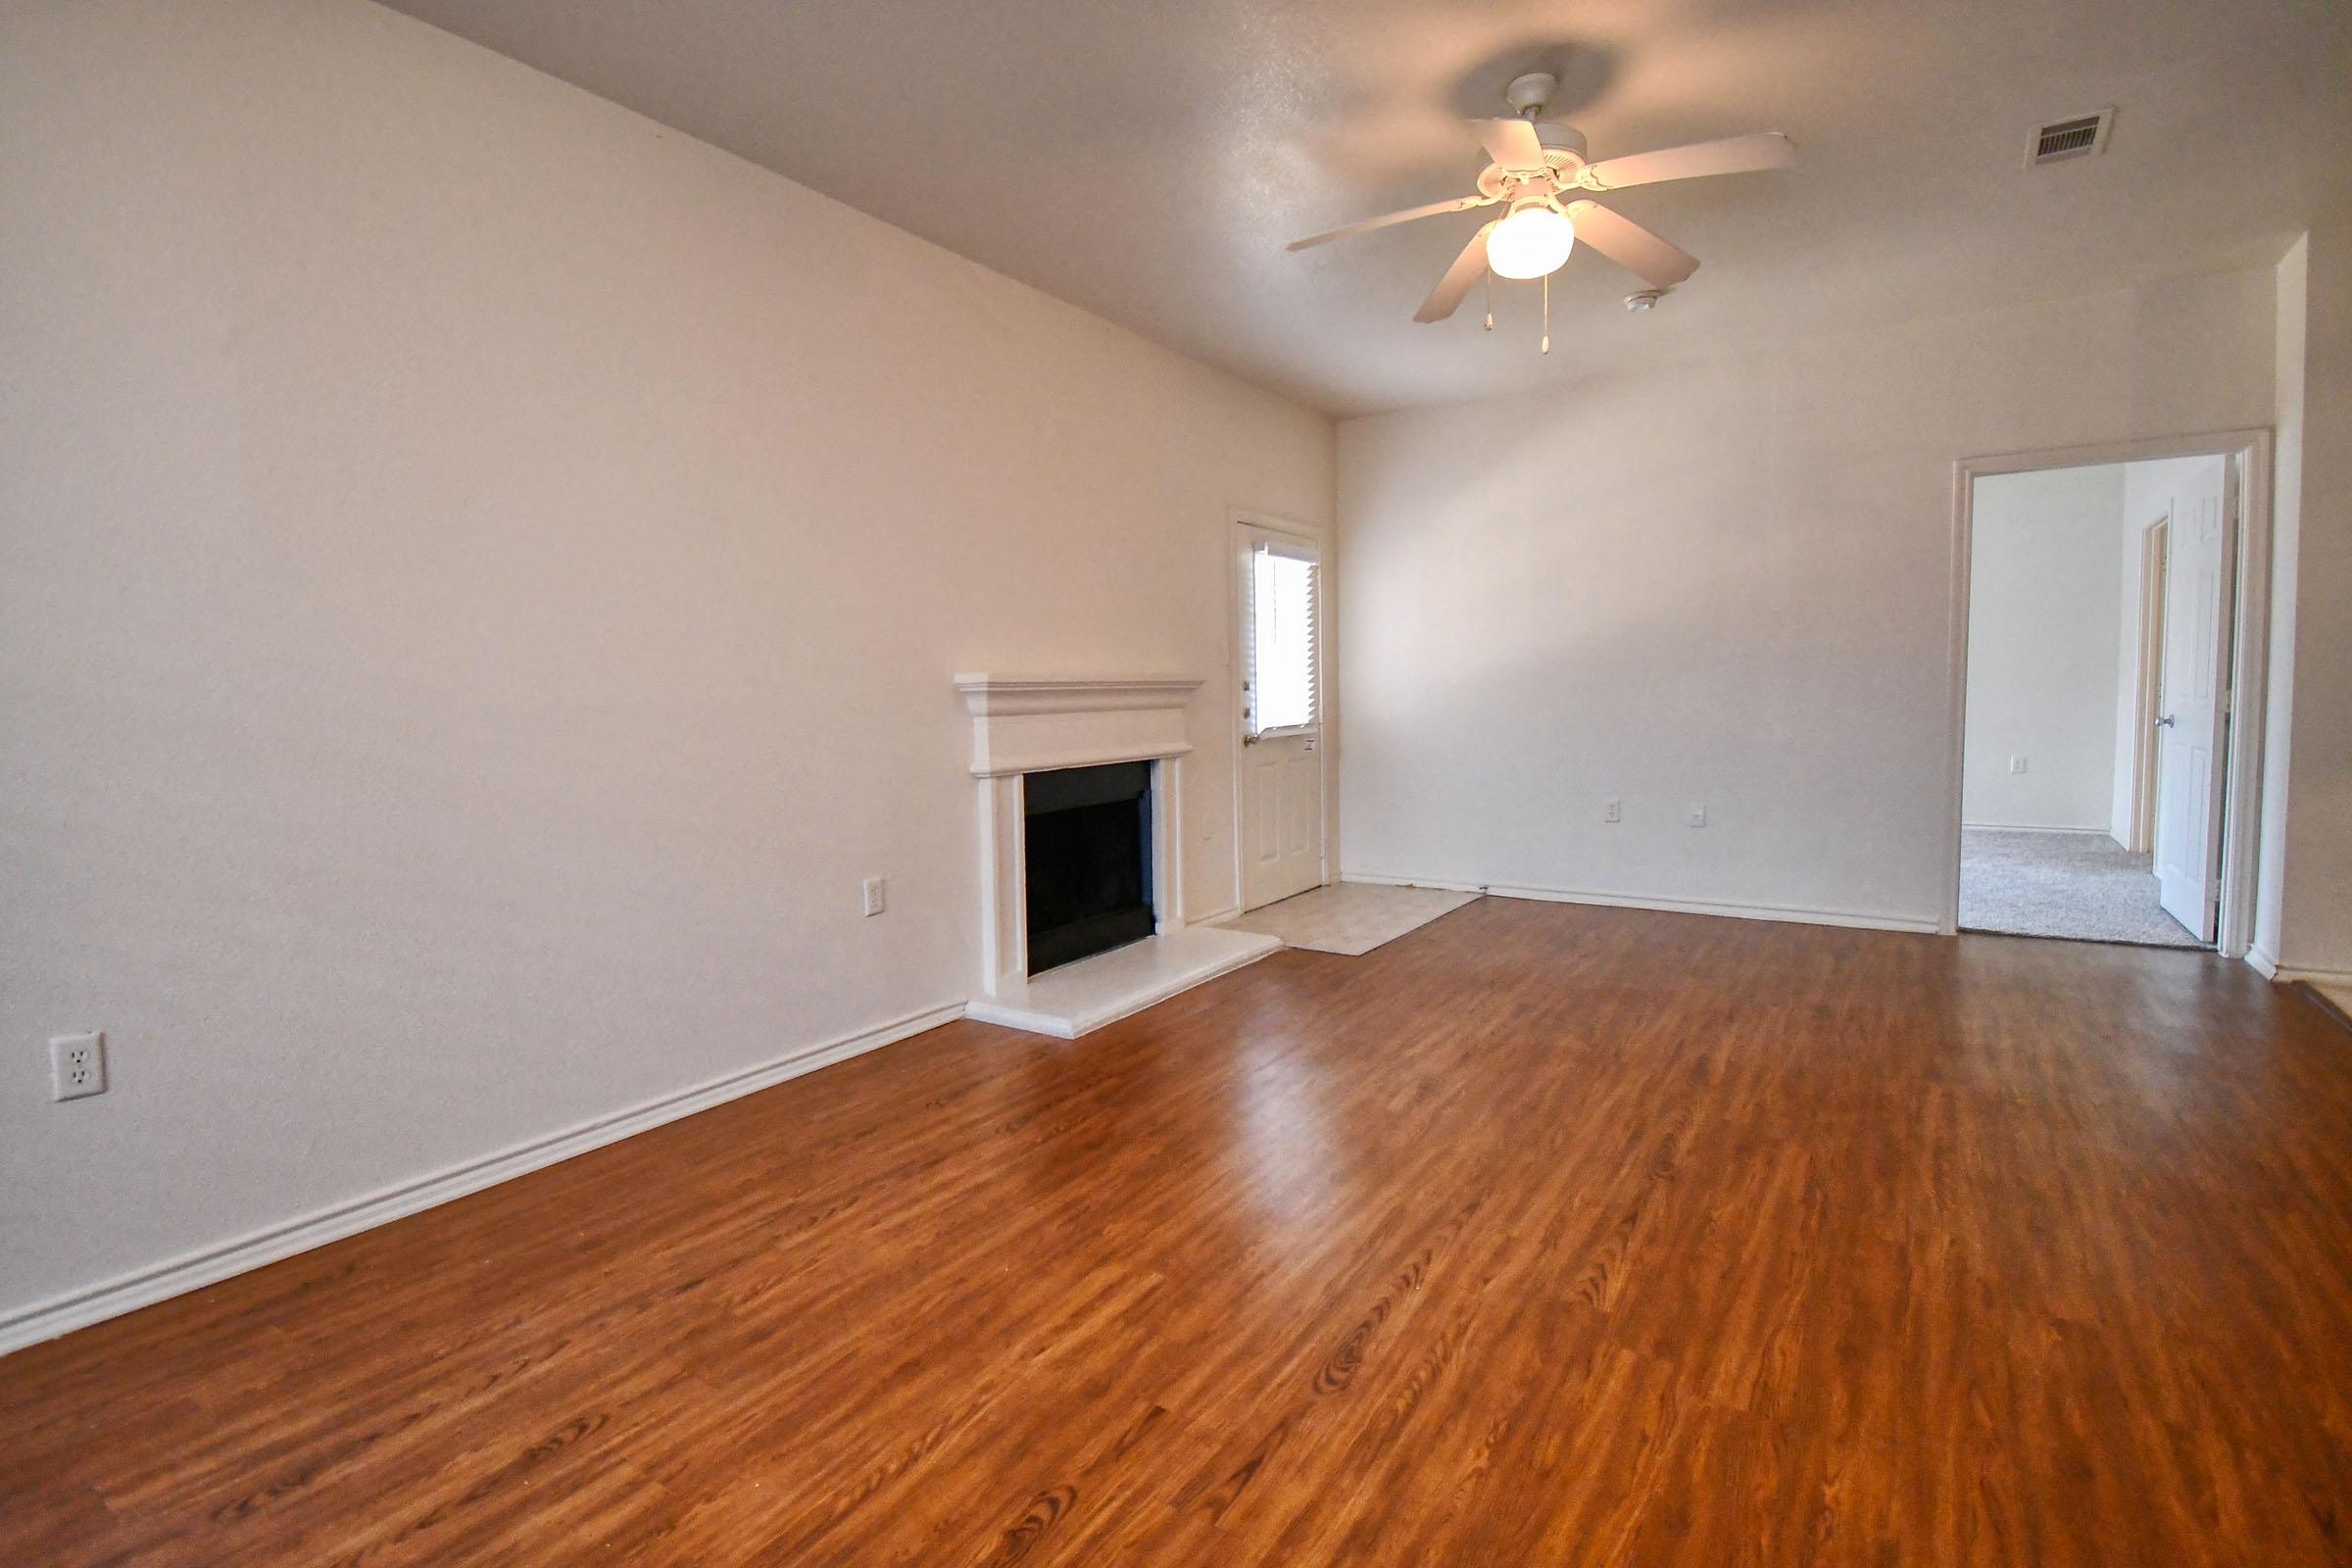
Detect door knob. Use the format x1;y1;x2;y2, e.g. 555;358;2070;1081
2155;713;2177;729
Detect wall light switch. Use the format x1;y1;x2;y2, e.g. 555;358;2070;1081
861;877;887;917
50;1032;106;1102
2009;756;2029;774
1688;804;1707;827
1604;797;1622;824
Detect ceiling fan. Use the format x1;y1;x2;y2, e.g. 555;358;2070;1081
1290;72;1794;340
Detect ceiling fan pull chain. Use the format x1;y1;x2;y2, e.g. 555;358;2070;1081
1484;269;1494;331
1541;272;1550;354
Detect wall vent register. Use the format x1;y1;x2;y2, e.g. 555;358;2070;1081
2028;109;2114;167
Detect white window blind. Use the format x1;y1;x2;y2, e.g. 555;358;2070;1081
1247;544;1317;736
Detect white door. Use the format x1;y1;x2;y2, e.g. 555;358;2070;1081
2151;459;2234;942
1238;525;1325;910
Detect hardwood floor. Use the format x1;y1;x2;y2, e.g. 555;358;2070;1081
2298;978;2352;1036
5;898;2351;1565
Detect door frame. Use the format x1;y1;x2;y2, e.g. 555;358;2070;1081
1941;428;2275;957
1228;512;1332;914
2126;513;2169;856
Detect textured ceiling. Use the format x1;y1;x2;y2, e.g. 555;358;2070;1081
382;0;2350;416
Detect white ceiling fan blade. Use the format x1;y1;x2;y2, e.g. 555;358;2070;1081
1288;193;1494;252
1579;131;1795;192
1475;117;1549;172
1566;201;1698;289
1414;221;1499;323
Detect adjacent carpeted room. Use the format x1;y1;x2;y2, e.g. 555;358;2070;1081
1958;827;2203;947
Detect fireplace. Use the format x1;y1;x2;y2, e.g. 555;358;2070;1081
1023;760;1154;974
956;673;1278;1037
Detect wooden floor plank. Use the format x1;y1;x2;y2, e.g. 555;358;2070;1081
5;898;2350;1564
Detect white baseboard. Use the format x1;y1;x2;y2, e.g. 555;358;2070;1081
1342;871;1940;935
2245;939;2352;987
0;998;968;1358
2272;962;2352;987
1960;821;2113;835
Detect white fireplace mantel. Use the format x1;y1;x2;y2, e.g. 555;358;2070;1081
956;672;1276;1036
954;673;1201;776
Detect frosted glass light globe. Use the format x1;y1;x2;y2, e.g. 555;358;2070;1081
1487;204;1576;279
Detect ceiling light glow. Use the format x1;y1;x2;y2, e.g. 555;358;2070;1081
1487;203;1576;279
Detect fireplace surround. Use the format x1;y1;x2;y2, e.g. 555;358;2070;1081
956;673;1279;1035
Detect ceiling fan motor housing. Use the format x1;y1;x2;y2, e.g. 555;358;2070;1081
1476;128;1590;200
1502;71;1558;118
1534;122;1589;160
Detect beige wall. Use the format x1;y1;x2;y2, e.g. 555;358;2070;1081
1963;466;2128;833
0;0;1333;1336
2261;220;2352;980
1337;269;2276;930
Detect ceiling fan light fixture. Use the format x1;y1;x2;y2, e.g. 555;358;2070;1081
1289;102;1788;328
1486;201;1575;279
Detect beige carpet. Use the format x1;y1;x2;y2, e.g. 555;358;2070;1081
1958;828;2201;948
1226;881;1478;956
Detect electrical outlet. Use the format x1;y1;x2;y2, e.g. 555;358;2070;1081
1688;804;1707;827
861;876;887;917
50;1032;106;1102
1603;797;1622;823
2009;755;2029;774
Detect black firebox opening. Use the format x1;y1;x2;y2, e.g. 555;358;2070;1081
1024;760;1154;976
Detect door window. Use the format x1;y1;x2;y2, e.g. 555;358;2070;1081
1247;544;1317;737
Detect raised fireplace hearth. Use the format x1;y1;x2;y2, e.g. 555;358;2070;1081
956;673;1279;1036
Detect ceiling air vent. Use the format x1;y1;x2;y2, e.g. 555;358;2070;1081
2027;109;2114;168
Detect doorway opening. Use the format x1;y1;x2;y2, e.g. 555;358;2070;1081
1947;433;2272;954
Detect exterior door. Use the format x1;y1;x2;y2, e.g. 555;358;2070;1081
2152;459;2234;942
1238;524;1324;910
